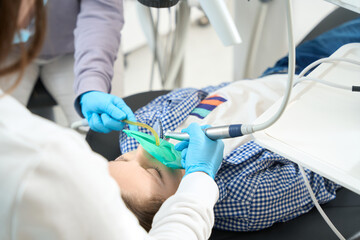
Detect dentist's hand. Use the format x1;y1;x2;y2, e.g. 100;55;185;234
175;123;224;179
80;91;138;133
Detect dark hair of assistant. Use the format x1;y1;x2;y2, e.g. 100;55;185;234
0;0;46;91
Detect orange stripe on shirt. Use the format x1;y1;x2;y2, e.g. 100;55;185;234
200;99;225;106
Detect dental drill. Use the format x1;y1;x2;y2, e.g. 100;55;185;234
164;124;244;141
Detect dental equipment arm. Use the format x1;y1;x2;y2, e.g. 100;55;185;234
197;0;242;46
324;0;360;13
138;0;179;8
137;0;359;141
167;0;295;140
137;0;241;46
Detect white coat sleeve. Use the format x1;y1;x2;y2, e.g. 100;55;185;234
149;172;219;240
13;130;219;239
13;131;149;240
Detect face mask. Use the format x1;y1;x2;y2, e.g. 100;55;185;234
13;29;32;44
124;130;183;169
13;0;48;44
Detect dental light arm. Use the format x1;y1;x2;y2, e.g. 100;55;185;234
137;0;242;46
324;0;360;13
138;0;180;8
197;0;242;46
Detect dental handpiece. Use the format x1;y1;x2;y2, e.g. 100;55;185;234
164;124;244;141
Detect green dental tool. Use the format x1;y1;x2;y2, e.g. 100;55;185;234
123;130;183;169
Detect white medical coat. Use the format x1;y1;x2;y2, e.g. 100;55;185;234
0;92;218;240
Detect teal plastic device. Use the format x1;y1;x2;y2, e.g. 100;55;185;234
123;130;183;169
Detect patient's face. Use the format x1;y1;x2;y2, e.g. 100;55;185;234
109;145;185;201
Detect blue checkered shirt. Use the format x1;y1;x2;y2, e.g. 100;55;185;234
119;84;340;232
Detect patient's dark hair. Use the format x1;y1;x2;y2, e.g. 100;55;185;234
121;192;165;232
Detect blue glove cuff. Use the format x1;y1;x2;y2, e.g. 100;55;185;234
184;165;215;179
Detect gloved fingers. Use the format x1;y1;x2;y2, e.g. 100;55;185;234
80;92;140;132
113;98;136;120
201;124;211;130
181;148;188;160
112;98;138;131
125;110;138;132
80;91;123;118
182;123;210;144
83;111;92;123
178;123;225;179
175;140;189;151
101;113;126;131
88;113;112;133
104;102;127;121
183;122;212;135
104;103;139;131
80;91;104;113
113;97;136;118
181;154;187;169
217;139;225;149
215;140;225;156
111;95;127;107
182;122;204;136
175;141;189;169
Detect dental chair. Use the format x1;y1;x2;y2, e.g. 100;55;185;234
85;7;360;240
86;90;360;240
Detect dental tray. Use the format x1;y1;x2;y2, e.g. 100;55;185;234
252;43;360;195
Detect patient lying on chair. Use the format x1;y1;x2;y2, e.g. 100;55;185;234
108;18;360;232
109;76;340;232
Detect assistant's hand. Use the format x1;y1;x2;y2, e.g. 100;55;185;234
80;91;138;133
175;123;224;179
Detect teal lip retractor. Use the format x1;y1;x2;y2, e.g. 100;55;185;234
123;130;183;169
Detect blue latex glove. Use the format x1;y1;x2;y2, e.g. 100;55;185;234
175;123;224;179
80;91;138;133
